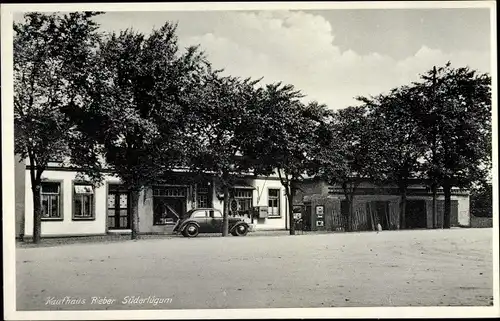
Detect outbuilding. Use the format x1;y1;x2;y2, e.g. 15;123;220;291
294;179;470;231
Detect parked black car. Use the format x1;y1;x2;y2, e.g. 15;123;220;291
173;208;250;237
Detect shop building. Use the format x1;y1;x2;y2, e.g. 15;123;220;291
20;163;289;238
17;159;472;238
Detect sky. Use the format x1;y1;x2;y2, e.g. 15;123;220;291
87;8;492;110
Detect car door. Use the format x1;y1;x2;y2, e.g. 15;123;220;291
191;210;208;232
208;209;223;233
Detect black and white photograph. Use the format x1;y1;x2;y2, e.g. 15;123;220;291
2;1;498;319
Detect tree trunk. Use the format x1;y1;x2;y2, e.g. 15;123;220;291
443;180;451;229
399;187;407;230
341;181;358;232
277;170;295;235
431;183;438;229
32;184;42;244
222;184;229;237
130;190;140;240
288;184;295;235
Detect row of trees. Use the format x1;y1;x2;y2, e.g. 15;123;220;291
329;64;491;231
14;13;492;243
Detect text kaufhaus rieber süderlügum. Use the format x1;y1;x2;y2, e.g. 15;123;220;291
45;296;173;306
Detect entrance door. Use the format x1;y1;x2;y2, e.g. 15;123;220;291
107;189;130;230
340;200;349;231
450;200;459;227
375;201;390;230
303;202;312;231
405;200;427;229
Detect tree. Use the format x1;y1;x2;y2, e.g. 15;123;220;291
315;106;383;231
65;22;209;239
414;63;491;228
185;71;262;236
358;85;426;229
470;182;492;218
243;83;332;235
14;12;102;243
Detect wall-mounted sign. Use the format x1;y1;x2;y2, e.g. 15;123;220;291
257;206;268;218
316;205;324;218
75;185;94;194
316;221;324;227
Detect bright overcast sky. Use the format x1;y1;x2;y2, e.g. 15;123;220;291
88;8;490;110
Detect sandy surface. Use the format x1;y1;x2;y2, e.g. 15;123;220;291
16;228;493;310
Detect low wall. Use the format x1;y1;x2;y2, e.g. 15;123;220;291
470;215;493;228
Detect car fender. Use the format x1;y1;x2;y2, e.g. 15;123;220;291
180;220;200;232
229;221;249;233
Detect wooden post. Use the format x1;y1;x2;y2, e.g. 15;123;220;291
368;202;375;231
193;183;197;209
385;202;390;230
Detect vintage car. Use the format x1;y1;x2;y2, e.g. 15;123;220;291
173;208;250;237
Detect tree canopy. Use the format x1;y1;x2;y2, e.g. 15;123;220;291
14;12;103;243
14;12;492;241
63;22;210;239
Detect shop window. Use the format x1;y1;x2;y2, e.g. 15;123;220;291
41;182;62;220
153;198;185;225
231;189;253;214
153;186;187;225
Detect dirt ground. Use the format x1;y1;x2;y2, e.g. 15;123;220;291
15;228;494;310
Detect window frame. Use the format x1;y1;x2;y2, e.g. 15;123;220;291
153;185;188;197
267;188;281;218
196;183;212;208
40;180;64;221
72;180;96;221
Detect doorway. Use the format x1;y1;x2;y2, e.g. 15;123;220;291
405;200;427;229
366;201;390;230
107;185;130;230
303;202;312;231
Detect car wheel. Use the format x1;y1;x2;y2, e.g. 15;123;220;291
234;224;248;236
231;230;238;236
184;223;199;237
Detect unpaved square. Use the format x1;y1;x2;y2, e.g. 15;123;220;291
16;228;493;310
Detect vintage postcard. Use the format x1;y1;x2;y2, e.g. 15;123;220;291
2;1;498;320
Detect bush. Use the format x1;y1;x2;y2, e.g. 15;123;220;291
470;183;492;218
